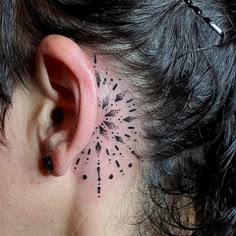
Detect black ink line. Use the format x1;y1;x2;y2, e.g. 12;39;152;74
94;54;97;64
113;84;118;91
76;158;80;165
97;167;101;181
128;127;135;129
115;160;120;168
129;109;137;113
98;187;101;194
131;151;141;159
115;145;119;151
125;134;131;138
106;149;110;155
88;149;91;155
127;99;134;103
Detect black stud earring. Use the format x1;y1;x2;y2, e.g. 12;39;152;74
43;156;54;172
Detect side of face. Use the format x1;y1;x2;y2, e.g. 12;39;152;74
0;36;145;236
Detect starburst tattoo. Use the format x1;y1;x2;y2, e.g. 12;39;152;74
73;55;140;198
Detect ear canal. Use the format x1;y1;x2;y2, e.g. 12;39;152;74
51;107;64;126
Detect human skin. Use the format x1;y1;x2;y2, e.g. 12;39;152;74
0;35;144;236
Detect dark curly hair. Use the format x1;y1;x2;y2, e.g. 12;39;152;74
1;0;236;235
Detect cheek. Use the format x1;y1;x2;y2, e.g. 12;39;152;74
0;84;45;180
0;90;44;227
0;104;37;206
0;129;35;228
0;86;75;232
0;117;72;230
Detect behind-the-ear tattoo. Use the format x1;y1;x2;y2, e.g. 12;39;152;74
43;156;54;172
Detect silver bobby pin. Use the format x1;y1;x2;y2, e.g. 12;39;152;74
184;0;224;38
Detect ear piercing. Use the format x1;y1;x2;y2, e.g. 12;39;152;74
43;107;63;172
43;156;54;172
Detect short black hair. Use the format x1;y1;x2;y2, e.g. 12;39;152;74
1;0;236;235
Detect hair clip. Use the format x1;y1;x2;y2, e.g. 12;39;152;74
184;0;224;38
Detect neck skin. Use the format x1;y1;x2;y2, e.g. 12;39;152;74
0;56;145;236
72;57;142;199
67;60;143;235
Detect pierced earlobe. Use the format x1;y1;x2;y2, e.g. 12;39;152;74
43;156;54;172
36;35;98;177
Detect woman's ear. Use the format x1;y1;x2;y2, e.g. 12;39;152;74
35;35;98;177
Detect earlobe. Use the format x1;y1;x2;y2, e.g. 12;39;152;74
36;35;98;177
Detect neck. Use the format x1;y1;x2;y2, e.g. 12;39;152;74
67;58;143;235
